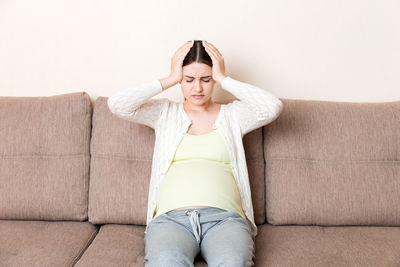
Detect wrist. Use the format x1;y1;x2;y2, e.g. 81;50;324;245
216;75;228;84
159;76;178;91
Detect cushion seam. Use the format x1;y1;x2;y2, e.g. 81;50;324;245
69;226;99;267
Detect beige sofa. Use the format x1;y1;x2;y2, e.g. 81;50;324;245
1;91;399;267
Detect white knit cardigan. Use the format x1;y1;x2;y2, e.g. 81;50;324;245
107;76;283;237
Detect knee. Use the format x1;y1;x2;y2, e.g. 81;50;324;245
210;257;254;267
145;250;194;267
208;249;255;267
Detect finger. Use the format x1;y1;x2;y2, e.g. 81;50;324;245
183;41;194;52
177;41;193;52
203;41;220;58
206;43;223;59
179;43;193;58
186;40;194;48
204;45;218;62
204;44;216;58
204;44;220;60
205;42;223;58
179;42;189;50
184;41;193;52
175;42;193;58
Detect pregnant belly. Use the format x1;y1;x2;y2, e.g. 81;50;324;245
156;159;240;209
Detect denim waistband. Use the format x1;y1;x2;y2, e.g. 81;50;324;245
166;206;225;216
166;207;227;244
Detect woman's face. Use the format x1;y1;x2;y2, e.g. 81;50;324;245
180;62;216;106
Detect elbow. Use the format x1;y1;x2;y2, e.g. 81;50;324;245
258;99;283;124
270;100;283;121
107;97;119;115
107;97;114;112
274;99;284;117
107;96;139;121
107;96;130;117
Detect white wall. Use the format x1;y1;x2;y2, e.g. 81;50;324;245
1;0;399;105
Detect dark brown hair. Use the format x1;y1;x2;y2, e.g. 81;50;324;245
183;40;213;67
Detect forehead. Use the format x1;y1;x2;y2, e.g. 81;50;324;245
182;62;212;76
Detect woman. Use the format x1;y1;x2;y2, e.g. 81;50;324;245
107;40;283;267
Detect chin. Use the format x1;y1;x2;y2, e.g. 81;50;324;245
191;97;211;104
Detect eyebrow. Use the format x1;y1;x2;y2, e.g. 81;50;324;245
184;75;212;79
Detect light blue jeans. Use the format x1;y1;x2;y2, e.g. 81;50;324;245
144;207;255;267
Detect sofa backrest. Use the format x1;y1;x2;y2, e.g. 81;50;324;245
264;99;400;226
0;92;92;220
88;97;266;225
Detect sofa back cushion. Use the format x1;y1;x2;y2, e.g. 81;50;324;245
264;99;400;225
88;97;266;225
0;92;92;220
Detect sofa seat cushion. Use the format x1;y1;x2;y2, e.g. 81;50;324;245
254;224;400;266
74;224;208;266
0;220;98;267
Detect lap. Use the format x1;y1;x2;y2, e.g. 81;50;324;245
144;209;255;267
200;214;255;267
144;214;200;266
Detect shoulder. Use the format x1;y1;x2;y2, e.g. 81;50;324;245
223;99;243;112
155;98;180;113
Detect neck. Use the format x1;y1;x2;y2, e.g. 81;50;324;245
183;100;215;112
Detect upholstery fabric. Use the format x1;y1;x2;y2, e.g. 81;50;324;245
264;99;400;225
74;224;209;266
0;92;92;220
254;224;400;266
0;220;98;267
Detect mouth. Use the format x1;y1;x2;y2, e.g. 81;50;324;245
192;95;204;99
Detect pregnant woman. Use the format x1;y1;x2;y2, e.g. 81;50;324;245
107;40;283;267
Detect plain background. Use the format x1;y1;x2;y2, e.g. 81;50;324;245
1;0;399;106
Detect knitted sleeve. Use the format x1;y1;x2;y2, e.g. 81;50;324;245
222;76;283;136
107;80;169;129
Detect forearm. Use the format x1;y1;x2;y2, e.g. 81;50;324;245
221;76;283;116
158;76;178;91
107;79;163;117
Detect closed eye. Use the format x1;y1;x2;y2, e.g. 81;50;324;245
186;79;211;83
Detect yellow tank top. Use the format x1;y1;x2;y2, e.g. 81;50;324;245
152;128;246;220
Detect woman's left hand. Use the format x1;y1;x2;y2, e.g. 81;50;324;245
202;41;227;84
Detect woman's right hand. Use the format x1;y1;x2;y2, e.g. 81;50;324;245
159;40;194;91
169;40;194;85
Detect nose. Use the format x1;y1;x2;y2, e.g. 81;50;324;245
193;80;203;92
